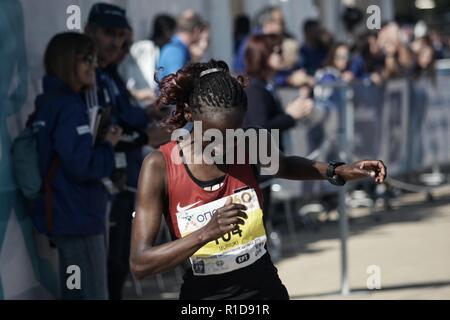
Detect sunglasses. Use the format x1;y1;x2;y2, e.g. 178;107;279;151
80;55;97;66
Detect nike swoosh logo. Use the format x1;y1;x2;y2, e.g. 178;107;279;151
177;201;203;213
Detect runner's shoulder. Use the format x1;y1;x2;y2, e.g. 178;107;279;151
142;151;166;177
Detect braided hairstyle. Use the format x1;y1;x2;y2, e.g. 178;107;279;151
156;60;248;132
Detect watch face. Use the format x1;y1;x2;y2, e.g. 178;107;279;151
327;162;346;186
327;163;335;179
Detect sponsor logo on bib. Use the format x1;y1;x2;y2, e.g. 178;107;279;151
176;189;267;276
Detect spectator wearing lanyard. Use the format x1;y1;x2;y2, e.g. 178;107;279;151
83;3;150;300
84;3;149;127
84;3;161;300
84;4;156;196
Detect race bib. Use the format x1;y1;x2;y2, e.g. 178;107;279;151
176;188;267;276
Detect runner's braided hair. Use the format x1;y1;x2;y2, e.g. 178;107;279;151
156;60;248;132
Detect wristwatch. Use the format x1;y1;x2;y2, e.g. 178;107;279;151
327;162;347;186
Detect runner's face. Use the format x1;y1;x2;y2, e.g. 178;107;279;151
193;109;245;157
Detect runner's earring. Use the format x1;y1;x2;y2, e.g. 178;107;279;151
184;107;192;122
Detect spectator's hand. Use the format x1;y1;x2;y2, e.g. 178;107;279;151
342;71;354;83
286;96;314;120
105;125;123;147
288;69;315;87
370;73;383;86
298;86;312;99
335;160;387;184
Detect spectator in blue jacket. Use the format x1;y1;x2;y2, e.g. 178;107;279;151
157;10;206;80
105;27;168;300
84;4;170;299
84;4;158;197
32;32;122;299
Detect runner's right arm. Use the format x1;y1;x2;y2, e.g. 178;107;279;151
129;152;247;279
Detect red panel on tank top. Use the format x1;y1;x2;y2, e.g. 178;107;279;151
159;141;263;239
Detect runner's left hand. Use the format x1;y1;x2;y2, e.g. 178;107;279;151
335;160;387;184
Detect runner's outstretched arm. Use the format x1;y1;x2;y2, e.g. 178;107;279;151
277;154;386;184
256;129;386;184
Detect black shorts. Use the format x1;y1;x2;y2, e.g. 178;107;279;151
179;253;289;300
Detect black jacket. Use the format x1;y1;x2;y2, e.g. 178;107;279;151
244;78;296;132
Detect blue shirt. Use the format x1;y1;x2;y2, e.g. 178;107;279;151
157;35;191;80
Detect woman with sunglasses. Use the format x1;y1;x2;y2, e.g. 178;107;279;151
31;32;122;299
